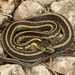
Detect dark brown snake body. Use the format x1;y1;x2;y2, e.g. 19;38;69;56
0;13;74;67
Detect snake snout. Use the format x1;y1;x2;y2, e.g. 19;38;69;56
46;45;55;53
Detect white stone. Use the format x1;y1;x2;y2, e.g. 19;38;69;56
1;1;15;14
74;31;75;40
52;56;75;74
0;14;8;25
26;0;56;5
51;0;75;28
0;64;25;75
57;0;69;1
14;1;45;20
0;33;1;42
30;64;54;75
0;42;3;55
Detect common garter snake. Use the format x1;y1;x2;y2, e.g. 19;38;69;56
0;13;74;67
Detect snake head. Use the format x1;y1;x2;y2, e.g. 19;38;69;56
46;45;55;53
25;38;55;53
37;40;55;53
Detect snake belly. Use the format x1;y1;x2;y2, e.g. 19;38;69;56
0;13;74;67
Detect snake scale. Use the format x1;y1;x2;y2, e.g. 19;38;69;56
0;13;74;67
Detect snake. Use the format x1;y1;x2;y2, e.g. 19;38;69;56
0;13;74;68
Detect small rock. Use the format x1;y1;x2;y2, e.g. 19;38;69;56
0;64;25;75
0;42;3;55
52;56;75;74
26;0;56;5
14;1;45;20
74;31;75;40
57;0;69;1
0;33;1;42
30;64;55;75
0;42;4;65
51;0;75;28
74;24;75;39
0;1;15;14
0;14;8;25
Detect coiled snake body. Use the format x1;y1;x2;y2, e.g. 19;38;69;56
0;13;74;67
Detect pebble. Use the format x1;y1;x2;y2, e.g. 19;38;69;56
51;0;75;28
14;1;45;20
26;0;56;5
74;30;75;41
0;1;15;14
0;64;25;75
52;56;75;74
30;64;55;75
0;42;3;55
0;33;1;42
0;42;4;65
0;14;8;25
57;0;69;1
